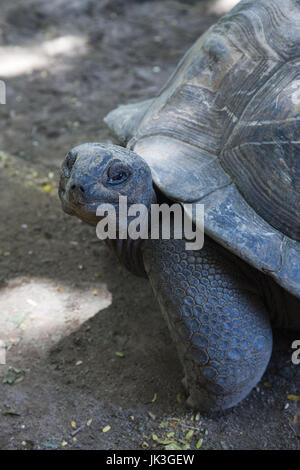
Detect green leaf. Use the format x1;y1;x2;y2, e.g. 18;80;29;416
181;443;191;450
185;429;194;440
159;421;169;428
115;351;124;358
165;443;181;450
196;438;203;449
11;313;25;326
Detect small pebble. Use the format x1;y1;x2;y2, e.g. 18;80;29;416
152;66;161;73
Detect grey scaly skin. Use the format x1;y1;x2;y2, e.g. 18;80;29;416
143;237;272;410
59;143;281;411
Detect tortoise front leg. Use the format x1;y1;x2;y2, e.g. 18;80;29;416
143;237;273;411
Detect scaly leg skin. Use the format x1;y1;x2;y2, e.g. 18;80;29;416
142;237;273;411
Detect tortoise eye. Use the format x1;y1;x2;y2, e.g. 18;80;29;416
107;164;130;185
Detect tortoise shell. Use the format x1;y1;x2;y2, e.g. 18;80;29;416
113;0;300;299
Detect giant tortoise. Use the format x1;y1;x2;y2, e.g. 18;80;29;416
59;0;300;411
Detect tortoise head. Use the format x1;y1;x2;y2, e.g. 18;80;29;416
59;143;154;228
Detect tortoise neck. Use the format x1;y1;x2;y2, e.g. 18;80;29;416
105;188;157;278
105;237;147;278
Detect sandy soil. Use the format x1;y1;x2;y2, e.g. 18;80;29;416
0;0;299;450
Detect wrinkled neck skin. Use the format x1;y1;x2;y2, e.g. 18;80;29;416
104;188;157;278
105;238;148;278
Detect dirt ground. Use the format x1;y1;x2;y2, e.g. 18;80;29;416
0;0;299;451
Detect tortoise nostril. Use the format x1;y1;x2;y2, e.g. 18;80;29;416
70;183;85;201
71;183;84;192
